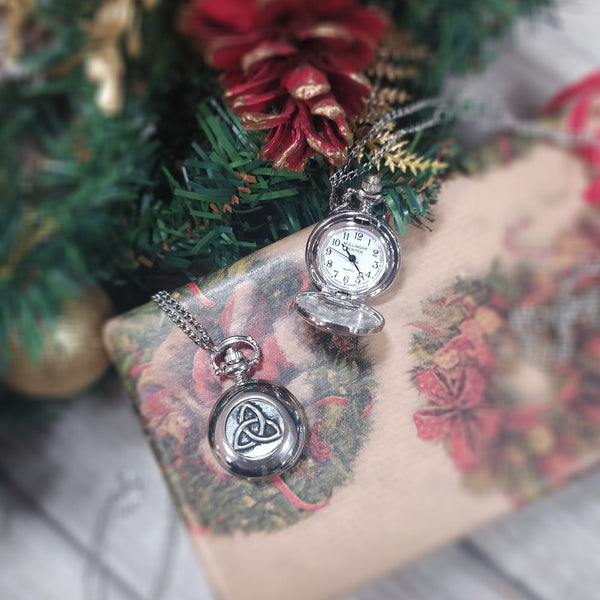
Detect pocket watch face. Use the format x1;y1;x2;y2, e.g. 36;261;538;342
298;209;402;334
317;222;389;293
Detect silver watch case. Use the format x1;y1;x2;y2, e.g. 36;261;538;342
294;211;401;335
208;380;306;479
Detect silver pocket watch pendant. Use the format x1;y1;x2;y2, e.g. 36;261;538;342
294;175;402;335
207;336;306;479
208;379;306;479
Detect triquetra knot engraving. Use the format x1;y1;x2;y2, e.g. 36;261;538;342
233;402;283;452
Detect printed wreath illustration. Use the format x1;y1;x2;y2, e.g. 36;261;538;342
410;219;600;504
123;257;374;534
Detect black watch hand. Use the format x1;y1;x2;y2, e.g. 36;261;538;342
342;244;362;275
331;248;351;260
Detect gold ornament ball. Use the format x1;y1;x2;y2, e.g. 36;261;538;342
3;287;114;399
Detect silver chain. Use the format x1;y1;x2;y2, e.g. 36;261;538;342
152;290;262;384
329;97;446;194
152;290;216;351
329;95;600;203
474;109;600;148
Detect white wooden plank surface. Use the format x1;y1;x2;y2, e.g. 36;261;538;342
469;470;600;600
448;0;600;146
348;543;536;600
0;478;135;600
0;385;212;600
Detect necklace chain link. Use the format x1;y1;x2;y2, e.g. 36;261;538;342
329;98;445;195
154;100;600;340
152;291;216;352
329;96;600;203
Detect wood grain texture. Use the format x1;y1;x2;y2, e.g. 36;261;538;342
469;470;600;600
0;463;134;600
348;544;536;600
0;385;212;600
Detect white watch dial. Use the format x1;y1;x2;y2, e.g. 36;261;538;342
317;225;388;293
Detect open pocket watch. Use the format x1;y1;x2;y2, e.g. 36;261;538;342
294;175;401;335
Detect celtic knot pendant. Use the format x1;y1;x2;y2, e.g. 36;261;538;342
152;292;308;480
207;335;305;478
208;381;306;479
233;401;283;451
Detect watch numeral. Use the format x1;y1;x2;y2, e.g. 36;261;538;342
343;275;349;284
373;261;379;269
326;260;332;267
373;249;379;256
334;270;339;277
325;248;332;255
354;232;363;240
343;232;349;240
333;239;341;246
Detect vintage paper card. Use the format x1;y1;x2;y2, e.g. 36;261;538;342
105;143;600;600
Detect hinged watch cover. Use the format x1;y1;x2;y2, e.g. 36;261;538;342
294;176;402;335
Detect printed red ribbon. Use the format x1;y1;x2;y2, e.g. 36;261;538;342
542;69;600;206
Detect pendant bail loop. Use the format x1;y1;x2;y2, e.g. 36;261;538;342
210;335;261;384
357;175;383;213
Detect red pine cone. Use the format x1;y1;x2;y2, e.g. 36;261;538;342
182;0;387;171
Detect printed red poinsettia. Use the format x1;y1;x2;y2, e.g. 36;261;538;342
431;304;500;374
413;366;501;471
410;218;600;504
181;0;387;170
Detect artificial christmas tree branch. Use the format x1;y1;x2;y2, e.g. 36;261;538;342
0;0;555;402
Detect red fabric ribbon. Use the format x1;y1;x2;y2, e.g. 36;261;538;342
542;69;600;206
